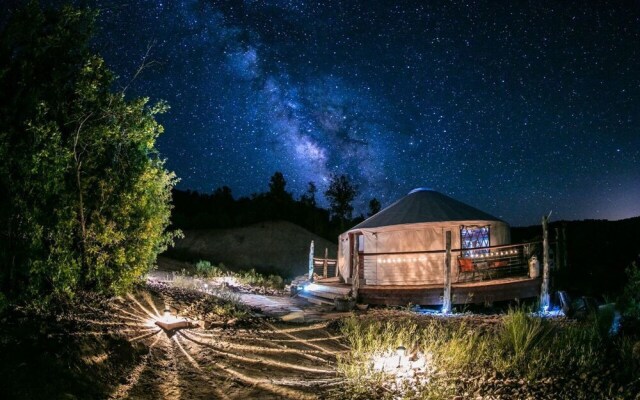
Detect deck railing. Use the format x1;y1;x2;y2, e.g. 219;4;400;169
360;242;540;285
456;243;535;283
313;256;338;279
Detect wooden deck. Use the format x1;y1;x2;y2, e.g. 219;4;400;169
309;276;541;306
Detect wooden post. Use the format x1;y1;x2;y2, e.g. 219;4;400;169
352;237;360;300
308;240;314;280
443;231;452;314
323;247;329;278
541;214;551;311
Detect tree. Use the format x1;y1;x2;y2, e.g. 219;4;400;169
325;174;358;226
268;171;292;202
300;181;317;207
368;198;381;217
0;3;179;301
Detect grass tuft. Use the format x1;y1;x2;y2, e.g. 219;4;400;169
335;308;638;398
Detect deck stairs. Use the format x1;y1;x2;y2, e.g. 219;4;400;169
297;280;352;306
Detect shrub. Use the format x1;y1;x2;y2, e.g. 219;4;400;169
0;4;179;302
620;261;640;320
195;260;228;278
236;269;285;290
496;308;553;377
207;287;249;319
0;292;8;315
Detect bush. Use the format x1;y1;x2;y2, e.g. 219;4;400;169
236;269;285;290
0;3;179;302
620;262;640;320
195;260;228;278
0;292;8;315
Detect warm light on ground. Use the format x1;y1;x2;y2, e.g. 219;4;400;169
82;287;348;399
369;347;434;393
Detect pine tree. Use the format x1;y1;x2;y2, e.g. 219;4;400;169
325;174;358;228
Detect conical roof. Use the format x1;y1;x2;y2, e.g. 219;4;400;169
351;188;504;230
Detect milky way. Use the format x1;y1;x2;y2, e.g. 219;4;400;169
45;1;640;224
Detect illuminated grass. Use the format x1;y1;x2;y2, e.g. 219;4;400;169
336;309;637;399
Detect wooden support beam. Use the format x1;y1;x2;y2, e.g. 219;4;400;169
541;214;551;311
308;240;314;280
443;230;452;313
352;235;360;300
323;247;328;278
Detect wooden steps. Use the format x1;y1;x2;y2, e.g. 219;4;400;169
299;282;352;306
297;292;334;306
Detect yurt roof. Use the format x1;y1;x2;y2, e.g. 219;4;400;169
350;188;504;230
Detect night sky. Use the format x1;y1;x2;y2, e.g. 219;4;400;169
66;1;640;225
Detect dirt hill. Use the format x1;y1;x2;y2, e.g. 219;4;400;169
167;220;338;278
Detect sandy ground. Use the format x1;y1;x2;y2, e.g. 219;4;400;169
102;282;348;400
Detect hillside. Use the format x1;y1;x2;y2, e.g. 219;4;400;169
166;220;338;278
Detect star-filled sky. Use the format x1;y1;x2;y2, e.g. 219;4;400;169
50;1;640;225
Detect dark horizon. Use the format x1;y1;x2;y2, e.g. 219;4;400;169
171;186;640;229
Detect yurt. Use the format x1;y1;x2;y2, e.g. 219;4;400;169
321;188;540;305
337;188;510;285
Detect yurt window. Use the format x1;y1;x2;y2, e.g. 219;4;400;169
460;225;490;256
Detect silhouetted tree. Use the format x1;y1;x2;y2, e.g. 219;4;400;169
268;171;292;202
325;174;358;227
300;181;317;207
368;198;381;217
212;186;233;204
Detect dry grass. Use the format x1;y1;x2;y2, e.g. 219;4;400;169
336;309;637;399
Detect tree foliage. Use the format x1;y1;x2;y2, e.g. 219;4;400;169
620;258;640;320
368;198;381;217
325;174;358;225
267;171;292;203
0;3;179;301
300;181;317;207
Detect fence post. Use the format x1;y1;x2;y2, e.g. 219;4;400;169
323;247;328;278
541;214;551;311
308;240;314;280
443;231;452;314
352;236;359;300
